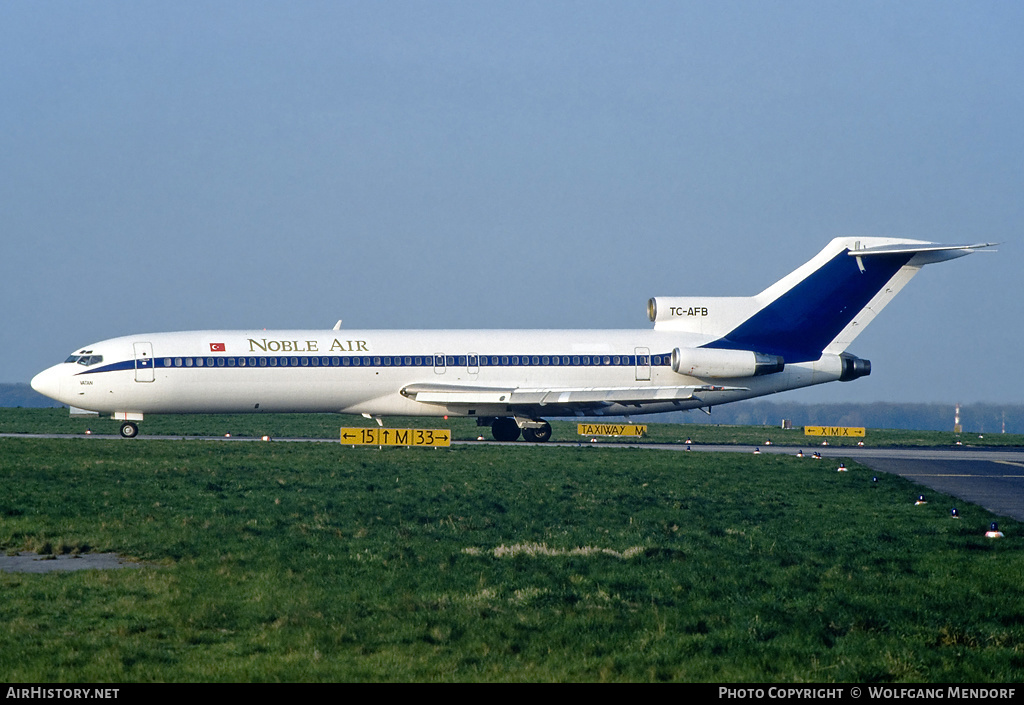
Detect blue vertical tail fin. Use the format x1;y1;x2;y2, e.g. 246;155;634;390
650;238;993;363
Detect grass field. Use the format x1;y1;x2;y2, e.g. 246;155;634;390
1;422;1023;681
3;407;1023;447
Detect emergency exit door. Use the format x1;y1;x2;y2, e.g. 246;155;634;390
134;342;155;382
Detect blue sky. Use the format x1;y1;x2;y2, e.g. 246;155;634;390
2;1;1020;403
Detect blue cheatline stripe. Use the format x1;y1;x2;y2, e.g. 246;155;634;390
76;360;136;375
703;249;914;363
76;353;676;375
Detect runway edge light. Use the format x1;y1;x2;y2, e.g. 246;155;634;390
985;522;1004;538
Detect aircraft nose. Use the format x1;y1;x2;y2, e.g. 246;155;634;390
30;366;63;402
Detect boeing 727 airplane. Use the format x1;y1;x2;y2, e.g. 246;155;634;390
31;237;990;440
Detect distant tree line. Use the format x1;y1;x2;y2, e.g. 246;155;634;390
663;400;1024;434
3;383;1021;433
0;384;61;408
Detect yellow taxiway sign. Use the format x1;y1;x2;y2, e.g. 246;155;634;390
340;427;451;447
577;423;647;437
804;426;866;437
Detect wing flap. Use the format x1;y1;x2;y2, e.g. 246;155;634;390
402;385;514;405
401;383;747;407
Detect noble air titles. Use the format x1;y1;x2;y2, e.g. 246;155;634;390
246;338;370;353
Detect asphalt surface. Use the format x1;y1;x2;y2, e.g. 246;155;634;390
637;443;1024;522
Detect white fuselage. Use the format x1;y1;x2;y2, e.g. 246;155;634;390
30;328;845;420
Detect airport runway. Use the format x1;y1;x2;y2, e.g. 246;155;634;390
4;433;1024;522
644;443;1024;522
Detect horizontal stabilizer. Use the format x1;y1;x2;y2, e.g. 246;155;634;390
849;241;996;257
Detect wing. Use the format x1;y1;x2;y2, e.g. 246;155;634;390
400;382;746;415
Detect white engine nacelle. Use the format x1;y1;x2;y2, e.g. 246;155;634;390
671;347;785;378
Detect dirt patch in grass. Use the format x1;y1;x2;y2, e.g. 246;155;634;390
0;552;144;573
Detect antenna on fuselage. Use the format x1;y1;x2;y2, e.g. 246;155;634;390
332;320;342;330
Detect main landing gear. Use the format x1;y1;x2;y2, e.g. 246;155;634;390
489;417;552;443
119;422;139;438
522;423;552;443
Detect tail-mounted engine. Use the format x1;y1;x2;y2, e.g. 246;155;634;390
671;347;784;379
839;353;871;381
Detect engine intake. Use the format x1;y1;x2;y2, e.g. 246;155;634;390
671;348;784;379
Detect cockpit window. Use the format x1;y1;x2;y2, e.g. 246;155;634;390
64;354;103;366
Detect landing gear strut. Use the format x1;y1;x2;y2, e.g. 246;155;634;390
119;422;139;438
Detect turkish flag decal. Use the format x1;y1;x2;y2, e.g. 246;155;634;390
210;343;226;352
